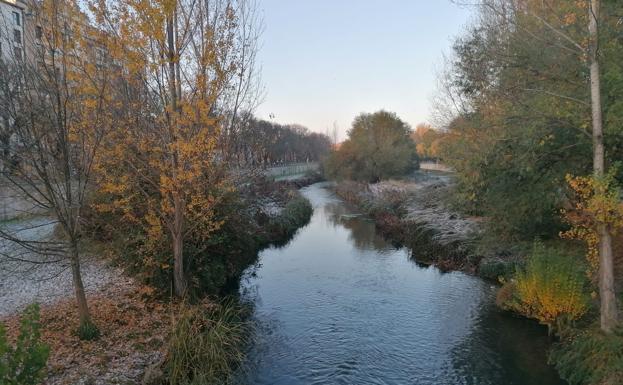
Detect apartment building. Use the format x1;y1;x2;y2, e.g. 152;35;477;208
0;0;27;62
0;0;115;171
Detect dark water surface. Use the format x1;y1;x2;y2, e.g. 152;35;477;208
238;183;564;385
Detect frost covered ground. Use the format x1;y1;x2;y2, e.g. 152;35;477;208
0;217;124;317
0;217;164;385
367;171;481;247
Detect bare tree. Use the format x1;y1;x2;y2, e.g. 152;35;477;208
331;121;339;147
0;0;112;336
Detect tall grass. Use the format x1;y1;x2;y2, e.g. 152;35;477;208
550;326;623;385
166;300;250;385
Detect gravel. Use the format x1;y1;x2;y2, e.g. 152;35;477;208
0;217;124;318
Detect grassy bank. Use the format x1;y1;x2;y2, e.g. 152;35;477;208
331;176;556;282
2;286;255;385
493;241;623;385
550;325;623;385
164;299;251;385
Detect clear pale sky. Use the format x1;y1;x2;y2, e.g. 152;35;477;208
254;0;473;140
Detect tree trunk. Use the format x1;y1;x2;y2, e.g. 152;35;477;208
172;196;186;298
598;223;617;332
167;5;186;298
172;233;186;297
167;15;178;113
70;243;92;327
588;0;618;332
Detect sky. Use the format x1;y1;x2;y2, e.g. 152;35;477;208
254;0;474;141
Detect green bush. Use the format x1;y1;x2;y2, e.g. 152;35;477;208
478;258;519;281
85;185;253;296
85;177;313;298
0;304;50;385
77;319;100;341
267;193;313;242
166;300;250;385
550;327;623;385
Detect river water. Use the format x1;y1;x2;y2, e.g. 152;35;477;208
238;183;564;385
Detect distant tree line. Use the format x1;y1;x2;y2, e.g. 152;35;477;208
411;123;443;161
224;118;332;166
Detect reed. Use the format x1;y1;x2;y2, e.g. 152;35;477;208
167;299;250;385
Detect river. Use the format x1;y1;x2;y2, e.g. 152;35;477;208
237;183;564;385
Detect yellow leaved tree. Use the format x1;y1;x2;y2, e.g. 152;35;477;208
90;0;257;297
0;0;115;337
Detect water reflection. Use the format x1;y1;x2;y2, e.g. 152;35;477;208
327;205;391;252
237;183;563;385
449;300;565;385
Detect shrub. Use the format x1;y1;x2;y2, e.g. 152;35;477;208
86;184;252;296
550;326;623;385
561;170;623;280
479;258;519;281
497;242;589;335
268;193;313;241
85;176;313;298
166;300;250;385
366;189;407;218
0;304;50;385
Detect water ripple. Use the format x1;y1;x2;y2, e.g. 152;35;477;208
236;184;564;385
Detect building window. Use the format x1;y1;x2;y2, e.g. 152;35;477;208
13;29;21;44
13;12;20;26
36;26;43;40
14;46;22;60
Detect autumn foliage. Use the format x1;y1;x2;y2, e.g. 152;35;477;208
497;243;589;334
411;123;443;160
85;0;255;298
561;171;623;279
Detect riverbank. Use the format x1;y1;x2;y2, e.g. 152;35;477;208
333;173;623;385
3;278;168;385
333;170;486;273
1;174;318;384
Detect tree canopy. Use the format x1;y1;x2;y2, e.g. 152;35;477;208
325;111;418;182
436;0;623;242
411;123;443;160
